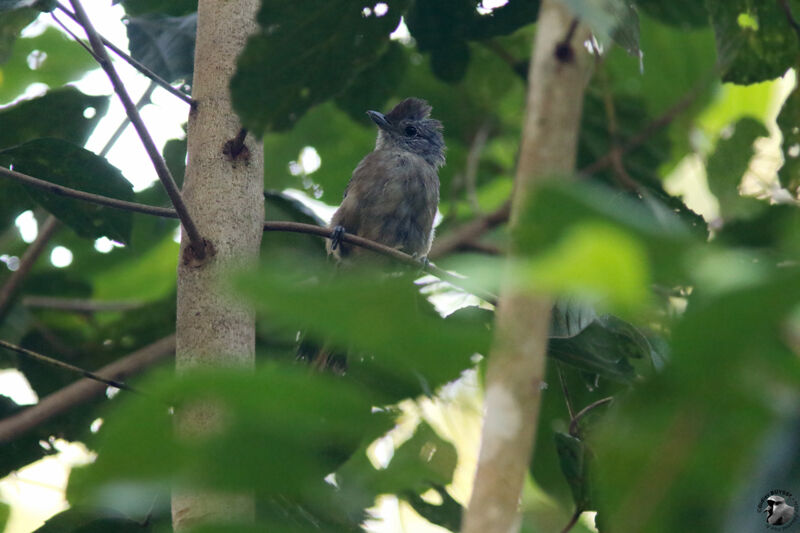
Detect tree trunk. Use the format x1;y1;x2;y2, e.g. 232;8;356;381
172;0;264;530
462;2;593;532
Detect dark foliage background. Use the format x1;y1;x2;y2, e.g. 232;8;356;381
0;0;799;532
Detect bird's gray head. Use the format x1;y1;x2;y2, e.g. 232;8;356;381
367;98;446;168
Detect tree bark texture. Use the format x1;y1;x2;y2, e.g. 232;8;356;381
462;2;594;532
172;0;264;530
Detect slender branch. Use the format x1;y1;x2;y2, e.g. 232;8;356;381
67;0;207;258
0;335;175;444
100;80;157;158
464;123;490;214
0;216;60;319
560;509;582;533
569;396;613;437
0;166;495;301
55;3;194;106
580;79;708;176
0;339;138;393
0;166;178;218
50;11;100;61
428;201;510;259
556;363;576;420
22;296;145;312
263;221;498;304
779;0;800;42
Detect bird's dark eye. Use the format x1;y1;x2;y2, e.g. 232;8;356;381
404;125;418;137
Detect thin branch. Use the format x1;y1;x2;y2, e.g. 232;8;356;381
0;166;178;218
0;216;60;319
556;363;576;420
100;80;157;158
428;201;510;259
569;396;613;437
22;296;145;312
67;0;207;258
560;509;582;533
0;167;496;302
464;123;490;214
580;79;708;176
263;221;498;304
779;0;800;42
0;335;175;443
55;3;194;106
0;339;139;393
50;11;100;61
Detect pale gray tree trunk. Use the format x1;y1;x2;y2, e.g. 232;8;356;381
462;1;594;532
172;0;264;530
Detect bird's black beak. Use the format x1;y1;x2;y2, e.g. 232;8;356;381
367;110;391;131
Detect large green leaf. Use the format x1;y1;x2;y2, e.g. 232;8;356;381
236;262;491;403
592;271;800;533
707;0;800;84
0;138;134;243
777;87;800;192
70;366;376;501
0;86;109;149
231;0;409;134
706;117;768;221
0;27;96;104
126;13;196;83
0;6;38;64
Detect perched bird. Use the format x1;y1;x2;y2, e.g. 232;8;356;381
300;98;445;370
328;97;445;261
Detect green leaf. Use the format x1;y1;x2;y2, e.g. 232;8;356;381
126;13;196;83
555;432;593;511
560;0;640;55
548;315;653;382
550;297;600;339
592;271;800;533
777;87;800;192
707;0;800;84
231;0;409;134
0;138;134;243
32;508;148;533
0;27;96;104
0;87;109;149
634;0;709;28
72;366;376;500
706;117;769;221
0;6;38;64
0;500;8;532
236;262;490;402
120;0;197;16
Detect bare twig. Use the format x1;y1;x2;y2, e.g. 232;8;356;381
560;509;582;533
0;166;178;218
55;4;194;106
0;166;495;301
263;221;498;304
50;11;100;61
100;80;158;158
569;396;613;437
428;201;510;259
779;0;800;42
0;216;60;318
67;0;207;258
22;296;145;312
0;339;138;393
0;335;175;443
464;123;490;214
556;363;576;420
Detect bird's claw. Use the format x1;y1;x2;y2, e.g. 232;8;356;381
330;225;346;251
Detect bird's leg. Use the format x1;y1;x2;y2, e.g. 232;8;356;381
330;225;346;250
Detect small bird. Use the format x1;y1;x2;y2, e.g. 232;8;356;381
328;97;445;261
